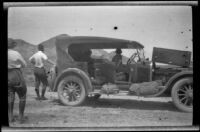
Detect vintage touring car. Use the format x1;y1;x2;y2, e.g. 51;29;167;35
49;35;193;112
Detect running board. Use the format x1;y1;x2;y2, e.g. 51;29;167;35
89;86;166;97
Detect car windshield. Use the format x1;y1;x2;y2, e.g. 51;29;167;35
138;49;146;61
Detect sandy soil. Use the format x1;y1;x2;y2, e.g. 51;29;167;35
9;86;193;128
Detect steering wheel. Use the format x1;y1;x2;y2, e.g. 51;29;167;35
127;53;139;65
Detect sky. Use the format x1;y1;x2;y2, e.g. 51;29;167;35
8;6;193;59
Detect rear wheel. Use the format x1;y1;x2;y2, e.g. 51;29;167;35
57;75;86;106
171;77;193;112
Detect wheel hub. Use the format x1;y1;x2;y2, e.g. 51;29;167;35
68;88;74;93
62;81;81;102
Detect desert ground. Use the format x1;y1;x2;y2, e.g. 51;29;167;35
8;85;193;128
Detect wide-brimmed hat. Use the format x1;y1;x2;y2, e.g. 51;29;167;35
8;39;17;49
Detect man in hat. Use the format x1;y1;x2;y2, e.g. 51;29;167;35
8;39;27;123
29;44;55;100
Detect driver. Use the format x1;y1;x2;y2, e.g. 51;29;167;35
112;48;122;66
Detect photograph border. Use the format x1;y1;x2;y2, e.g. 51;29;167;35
2;1;199;131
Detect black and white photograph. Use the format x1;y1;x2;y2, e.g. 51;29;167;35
3;1;199;131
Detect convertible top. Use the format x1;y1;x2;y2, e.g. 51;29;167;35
55;34;144;50
55;34;144;75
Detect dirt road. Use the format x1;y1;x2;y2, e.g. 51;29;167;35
9;86;192;127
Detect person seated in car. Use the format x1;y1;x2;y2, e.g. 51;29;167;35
112;48;122;68
112;48;127;81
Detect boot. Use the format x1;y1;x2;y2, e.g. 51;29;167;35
19;100;27;124
41;86;47;100
8;92;15;123
8;101;15;122
35;89;40;100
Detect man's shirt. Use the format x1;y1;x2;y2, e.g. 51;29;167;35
29;51;48;68
8;49;27;69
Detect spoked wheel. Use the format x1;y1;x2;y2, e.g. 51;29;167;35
57;75;86;106
171;77;193;112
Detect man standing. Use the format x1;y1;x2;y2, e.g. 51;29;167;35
29;44;55;100
8;39;27;123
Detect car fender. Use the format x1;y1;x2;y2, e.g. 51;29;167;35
165;70;193;94
53;68;93;94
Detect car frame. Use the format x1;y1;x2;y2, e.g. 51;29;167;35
50;35;193;112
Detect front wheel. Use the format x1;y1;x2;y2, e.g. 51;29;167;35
57;75;86;106
171;77;193;112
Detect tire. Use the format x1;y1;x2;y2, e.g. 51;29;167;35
57;75;86;106
171;77;193;112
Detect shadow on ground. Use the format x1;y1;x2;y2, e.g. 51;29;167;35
50;97;179;112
